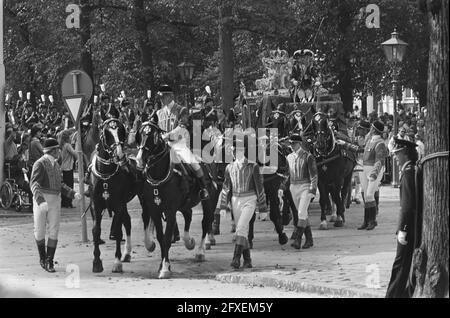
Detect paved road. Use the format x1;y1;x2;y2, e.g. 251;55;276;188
0;183;400;298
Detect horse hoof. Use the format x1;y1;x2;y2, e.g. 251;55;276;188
319;222;328;230
185;237;196;250
205;243;211;250
158;270;171;279
279;233;288;245
122;254;131;263
112;263;123;273
195;254;205;262
93;260;103;273
146;241;156;253
329;215;337;222
334;220;344;227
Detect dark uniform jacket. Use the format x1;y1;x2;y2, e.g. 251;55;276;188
398;161;416;242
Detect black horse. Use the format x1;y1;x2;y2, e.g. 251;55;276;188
135;121;216;278
90;118;143;273
307;113;356;229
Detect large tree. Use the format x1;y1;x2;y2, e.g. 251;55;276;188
412;0;449;298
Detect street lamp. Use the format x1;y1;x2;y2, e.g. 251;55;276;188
381;29;408;187
177;61;195;108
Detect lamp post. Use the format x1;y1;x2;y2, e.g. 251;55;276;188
177;61;195;108
381;29;408;187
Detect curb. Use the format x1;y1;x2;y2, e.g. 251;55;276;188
215;273;384;298
0;213;32;218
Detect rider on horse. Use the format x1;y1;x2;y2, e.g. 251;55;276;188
155;85;209;200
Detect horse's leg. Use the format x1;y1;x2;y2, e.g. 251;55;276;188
121;209;132;262
181;208;195;250
330;185;344;228
159;212;176;279
196;200;212;261
172;217;181;243
92;202;104;273
318;182;329;230
266;180;288;245
112;208;124;273
329;192;338;222
140;197;156;253
151;213;165;276
340;171;353;224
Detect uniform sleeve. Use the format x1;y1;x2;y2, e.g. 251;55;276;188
218;165;232;210
61;182;76;199
279;156;290;191
398;168;416;234
308;154;318;194
253;164;268;213
30;161;46;205
370;142;388;179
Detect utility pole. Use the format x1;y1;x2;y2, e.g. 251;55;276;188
0;0;6;185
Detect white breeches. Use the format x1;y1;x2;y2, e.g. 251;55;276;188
33;193;61;241
290;183;313;223
359;165;384;205
231;195;257;239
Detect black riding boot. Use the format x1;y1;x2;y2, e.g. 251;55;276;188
212;213;221;235
357;208;369;230
230;244;244;269
242;248;252;268
291;227;299;240
36;239;46;270
195;169;209;200
302;226;314;249
366;207;377;231
45;239;57;273
291;226;305;249
374;191;380;226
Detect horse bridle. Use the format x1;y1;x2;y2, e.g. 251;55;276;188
100;119;125;159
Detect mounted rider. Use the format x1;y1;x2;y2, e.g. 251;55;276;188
155;84;209;200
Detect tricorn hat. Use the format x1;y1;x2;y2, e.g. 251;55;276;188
371;121;384;133
392;137;417;153
158;84;173;94
357;120;371;130
43;138;60;153
289;133;303;143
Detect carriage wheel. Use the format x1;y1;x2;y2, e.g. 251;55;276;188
0;182;14;209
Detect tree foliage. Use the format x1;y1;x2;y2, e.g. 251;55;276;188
3;0;429;108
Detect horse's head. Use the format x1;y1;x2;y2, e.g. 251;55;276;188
135;121;165;170
312;112;334;156
100;118;126;162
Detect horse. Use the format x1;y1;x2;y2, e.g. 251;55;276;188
89;118;145;273
308;113;356;229
134;121;216;278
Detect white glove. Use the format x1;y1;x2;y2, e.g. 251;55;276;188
220;209;226;218
397;231;407;245
336;139;345;145
38;202;48;213
74;193;82;200
278;189;284;202
293;80;299;86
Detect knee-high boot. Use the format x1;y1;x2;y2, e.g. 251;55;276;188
230;244;244;269
302;225;314;249
358;208;369;230
374;191;380;215
291;226;305;249
242;248;252;268
45;239;57;273
195;168;209;200
36;239;46;270
366;206;378;231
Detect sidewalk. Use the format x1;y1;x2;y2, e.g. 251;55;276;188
0;185;400;298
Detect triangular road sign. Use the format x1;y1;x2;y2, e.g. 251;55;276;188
63;95;85;124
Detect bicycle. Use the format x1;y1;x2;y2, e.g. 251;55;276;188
0;163;32;212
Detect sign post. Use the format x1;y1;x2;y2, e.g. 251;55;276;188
62;70;93;243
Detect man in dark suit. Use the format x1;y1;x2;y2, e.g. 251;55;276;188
386;138;418;298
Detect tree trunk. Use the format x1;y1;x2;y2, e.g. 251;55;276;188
218;0;234;115
133;0;155;97
80;0;94;99
412;0;449;298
